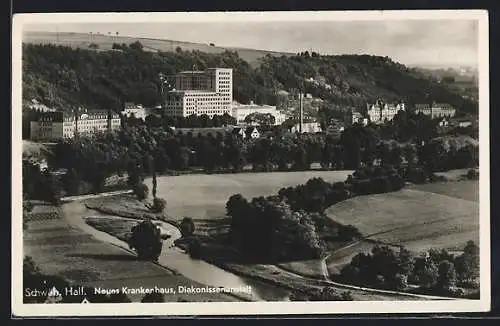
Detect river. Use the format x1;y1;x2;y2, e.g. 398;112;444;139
60;201;290;302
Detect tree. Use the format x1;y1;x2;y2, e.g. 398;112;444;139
188;237;203;259
393;273;408;290
127;161;144;188
62;168;80;196
129;41;144;51
454;240;479;284
226;194;251;239
244;112;276;126
151;197;166;213
134;182;149;201
44;172;63;205
180;217;195;237
412;256;439;288
128;220;163;261
226;194;250;218
437;260;457;290
152;172;158;198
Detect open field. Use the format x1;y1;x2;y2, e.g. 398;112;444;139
23;31;292;67
325;185;479;253
23;206;240;302
321;181;479;276
22;140;51;158
276;260;325;279
149;170;352;220
408;180;479;202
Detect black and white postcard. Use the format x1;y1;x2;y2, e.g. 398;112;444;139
11;10;490;316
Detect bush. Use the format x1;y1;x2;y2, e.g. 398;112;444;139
306;287;355;301
180;217;195;237
429;173;447;182
407;166;428;184
151;197;166;213
188;237;203;259
340;291;354;301
134;183;149;200
128;220;163;261
392;273;408;290
457;280;479;289
23;256;41;277
338;224;361;241
466;169;479;180
389;173;405;190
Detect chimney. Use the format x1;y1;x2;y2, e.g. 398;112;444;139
299;91;303;133
107;109;112;131
74;108;79;137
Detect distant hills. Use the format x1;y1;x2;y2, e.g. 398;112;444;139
23;31;293;67
21;33;478;116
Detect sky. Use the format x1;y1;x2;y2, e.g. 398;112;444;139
23;19;479;67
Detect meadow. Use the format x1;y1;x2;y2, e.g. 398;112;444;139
149;171;352;221
322;181;479;275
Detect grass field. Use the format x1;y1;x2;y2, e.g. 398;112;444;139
322;181;479;275
325;183;479;252
408;180;479;202
276;260;325;279
22;140;51;158
148;170;352;221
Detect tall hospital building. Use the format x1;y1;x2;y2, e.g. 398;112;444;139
164;68;233;118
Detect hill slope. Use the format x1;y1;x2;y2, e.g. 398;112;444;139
21;40;478;115
23;31;291;67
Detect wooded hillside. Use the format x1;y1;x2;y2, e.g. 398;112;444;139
22;43;478;114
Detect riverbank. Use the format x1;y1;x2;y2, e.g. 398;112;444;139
82;194;431;301
24;202;242;303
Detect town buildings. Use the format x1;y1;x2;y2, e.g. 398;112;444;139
29;109;121;141
291;121;322;134
25;99;56;112
345;110;368;126
365;100;406;124
122;102;150;120
233;126;261;139
414;103;456;118
164;68;233;118
231;101;287;126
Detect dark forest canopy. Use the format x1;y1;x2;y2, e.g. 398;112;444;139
22;43;478;114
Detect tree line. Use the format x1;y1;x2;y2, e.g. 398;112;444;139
22;112;479;203
128;112;237;129
340;240;480;297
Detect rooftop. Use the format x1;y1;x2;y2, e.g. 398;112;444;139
178;71;206;74
168;90;219;94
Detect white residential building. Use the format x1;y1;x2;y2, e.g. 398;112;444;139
366;100;406;124
26;99;56;112
414;103;456;119
164;68;233;118
291;122;322;134
123;102;150;120
345;110;368;126
231;101;287;126
30;110;121;141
